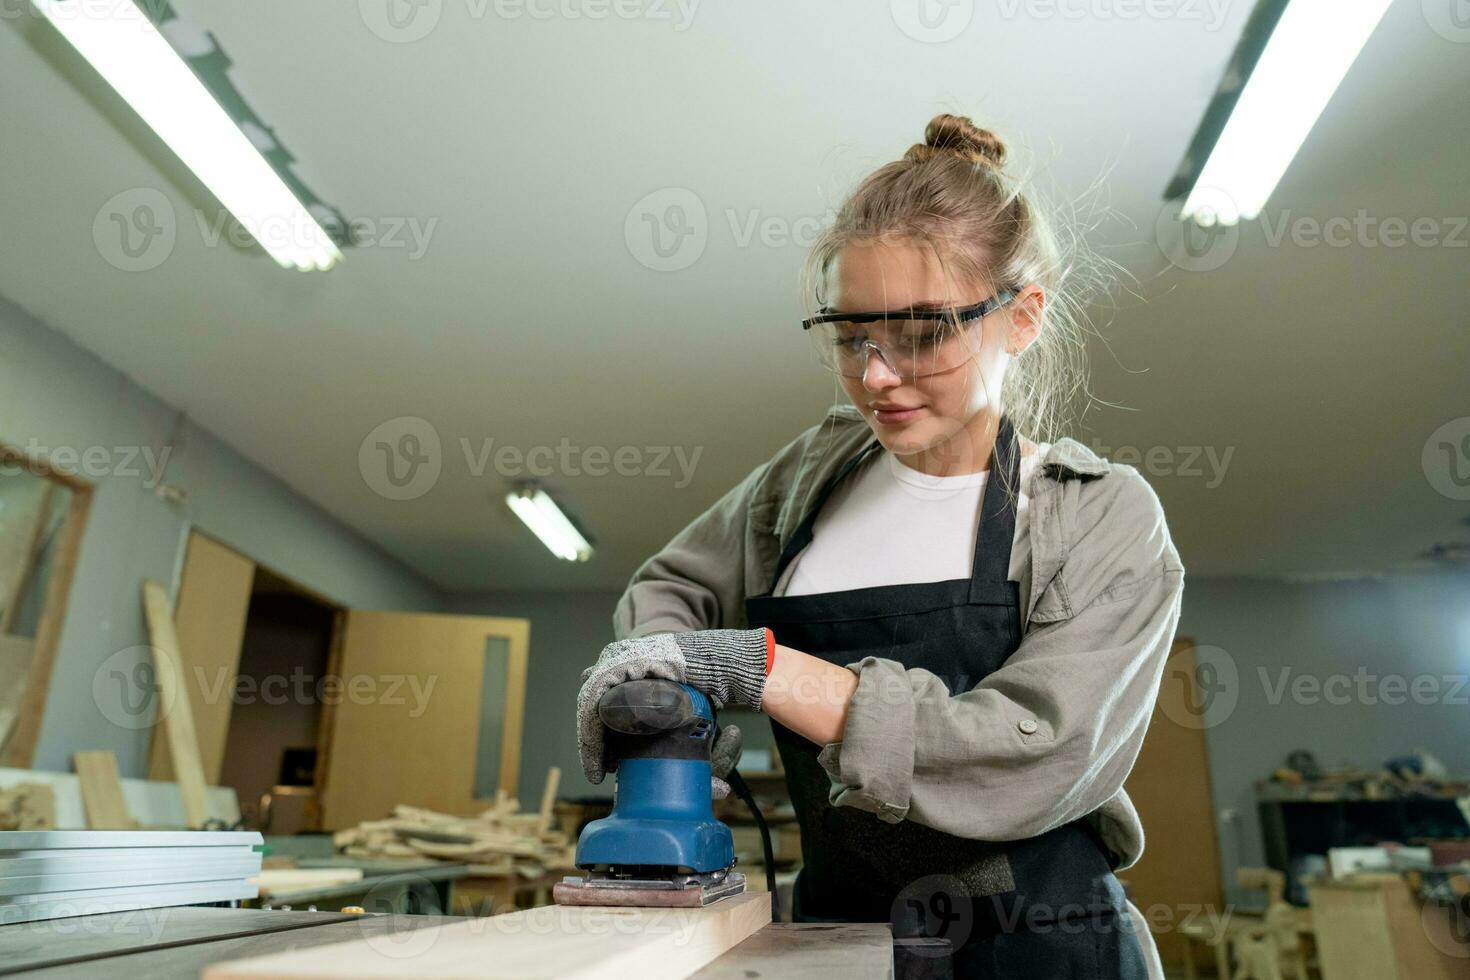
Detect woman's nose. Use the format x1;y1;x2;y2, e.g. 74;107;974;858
862;346;902;389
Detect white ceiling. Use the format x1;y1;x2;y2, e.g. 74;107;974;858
2;0;1466;591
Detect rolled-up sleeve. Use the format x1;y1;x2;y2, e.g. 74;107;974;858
817;471;1185;841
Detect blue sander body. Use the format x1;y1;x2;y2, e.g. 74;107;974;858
552;679;747;908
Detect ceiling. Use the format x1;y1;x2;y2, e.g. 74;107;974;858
2;0;1466;592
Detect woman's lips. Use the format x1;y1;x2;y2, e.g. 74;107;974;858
872;405;925;425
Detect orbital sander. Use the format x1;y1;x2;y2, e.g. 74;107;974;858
553;678;747;908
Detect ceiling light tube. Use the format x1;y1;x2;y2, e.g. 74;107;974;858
1180;0;1394;226
32;0;341;271
506;487;593;562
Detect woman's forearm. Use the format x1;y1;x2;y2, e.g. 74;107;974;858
759;644;858;746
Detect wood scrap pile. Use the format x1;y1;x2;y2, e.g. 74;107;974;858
333;791;574;879
0;782;55;830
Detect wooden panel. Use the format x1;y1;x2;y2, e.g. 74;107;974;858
204;891;771;980
73;750;136;829
692;923;893;980
149;533;256;784
142;579;211;828
1120;638;1225;971
319;612;529;829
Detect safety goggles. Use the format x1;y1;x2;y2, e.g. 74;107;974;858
801;288;1018;380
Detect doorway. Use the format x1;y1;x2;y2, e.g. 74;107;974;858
217;566;341;833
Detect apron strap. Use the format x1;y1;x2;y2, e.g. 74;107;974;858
970;416;1021;590
770;416;1021;595
769;438;883;588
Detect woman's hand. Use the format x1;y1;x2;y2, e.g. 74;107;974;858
575;629;771;784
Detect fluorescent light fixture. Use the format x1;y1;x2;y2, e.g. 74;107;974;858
506;487;593;562
1180;0;1393;226
33;0;341;271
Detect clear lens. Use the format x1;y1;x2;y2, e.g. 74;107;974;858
810;313;976;379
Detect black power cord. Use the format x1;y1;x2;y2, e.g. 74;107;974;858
726;767;779;921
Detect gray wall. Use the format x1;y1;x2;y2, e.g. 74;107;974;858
0;294;444;776
1179;572;1470;902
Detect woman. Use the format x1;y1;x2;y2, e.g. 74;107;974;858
577;114;1183;978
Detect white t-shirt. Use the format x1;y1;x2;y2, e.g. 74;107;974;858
774;445;1047;613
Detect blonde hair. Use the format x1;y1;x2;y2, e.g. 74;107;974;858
801;113;1117;443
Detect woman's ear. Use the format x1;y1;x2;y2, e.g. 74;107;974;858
1005;284;1045;354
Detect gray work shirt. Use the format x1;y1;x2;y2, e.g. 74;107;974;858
612;404;1186;870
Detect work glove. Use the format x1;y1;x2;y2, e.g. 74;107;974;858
576;628;770;786
709;723;743;801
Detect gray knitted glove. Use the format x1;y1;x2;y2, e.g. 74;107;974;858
576;629;769;785
709;724;743;801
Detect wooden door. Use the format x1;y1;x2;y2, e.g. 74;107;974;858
1121;638;1225;971
319;611;529;830
149;532;255;784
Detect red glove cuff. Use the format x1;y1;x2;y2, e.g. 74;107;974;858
763;628;776;675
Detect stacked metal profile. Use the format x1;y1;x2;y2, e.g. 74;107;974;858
0;830;263;924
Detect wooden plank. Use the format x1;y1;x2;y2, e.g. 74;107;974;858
149;533;256;785
536;766;560;837
204;891;771;980
691;923;893;979
0;485;92;768
73;751;136;829
0;907;354;976
319;613;530;830
141;580;210;829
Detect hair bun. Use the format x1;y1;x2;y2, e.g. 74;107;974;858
906;113;1007;169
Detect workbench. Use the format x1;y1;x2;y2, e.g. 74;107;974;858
0;906;894;978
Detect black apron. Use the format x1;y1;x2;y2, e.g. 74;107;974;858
745;418;1147;979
